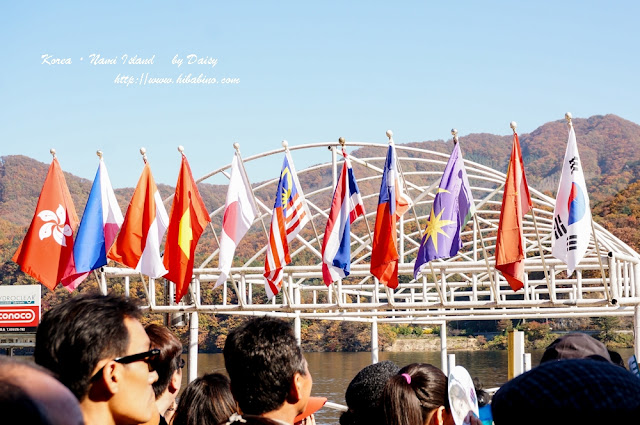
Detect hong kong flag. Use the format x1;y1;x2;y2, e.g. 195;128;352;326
12;156;79;290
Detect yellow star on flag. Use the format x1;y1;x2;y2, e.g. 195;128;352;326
422;207;455;253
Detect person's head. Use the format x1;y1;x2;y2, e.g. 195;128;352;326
540;333;611;364
340;360;400;425
607;349;626;369
35;292;159;425
492;358;640;424
382;363;453;425
223;316;312;418
172;373;237;425
145;324;184;399
0;357;84;425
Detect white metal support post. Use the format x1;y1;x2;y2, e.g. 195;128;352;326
188;311;198;383
371;317;379;363
440;321;448;375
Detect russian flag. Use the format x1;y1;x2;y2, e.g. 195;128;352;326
61;158;123;291
321;151;365;285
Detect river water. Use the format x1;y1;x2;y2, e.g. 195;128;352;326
189;348;636;425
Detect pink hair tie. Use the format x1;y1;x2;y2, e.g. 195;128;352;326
401;373;412;384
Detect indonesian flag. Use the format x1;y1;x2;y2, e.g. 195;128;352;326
552;126;592;276
12;157;79;290
108;162;169;278
495;132;532;291
215;153;258;288
61;158;123;291
163;154;211;303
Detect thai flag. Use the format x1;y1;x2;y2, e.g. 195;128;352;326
322;150;365;285
263;152;310;299
61;158;123;291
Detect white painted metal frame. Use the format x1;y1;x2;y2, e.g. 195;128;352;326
101;141;640;334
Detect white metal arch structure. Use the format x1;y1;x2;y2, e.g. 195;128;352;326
102;140;640;326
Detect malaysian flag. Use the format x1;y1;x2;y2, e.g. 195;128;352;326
264;152;310;298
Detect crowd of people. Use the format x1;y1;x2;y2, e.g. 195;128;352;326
3;292;640;425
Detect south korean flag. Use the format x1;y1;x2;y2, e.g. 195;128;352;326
552;125;592;276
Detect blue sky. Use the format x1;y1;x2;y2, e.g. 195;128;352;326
1;1;638;189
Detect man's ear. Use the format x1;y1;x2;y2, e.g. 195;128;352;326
168;369;181;394
288;371;304;402
91;361;120;397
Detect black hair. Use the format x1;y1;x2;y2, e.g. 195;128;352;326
172;373;237;425
473;378;491;408
0;381;51;424
34;292;142;400
223;316;307;415
145;323;183;398
382;363;449;425
340;360;400;425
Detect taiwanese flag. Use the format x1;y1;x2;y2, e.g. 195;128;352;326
163;154;211;303
370;144;411;289
495;132;532;291
108;161;169;278
12;157;79;290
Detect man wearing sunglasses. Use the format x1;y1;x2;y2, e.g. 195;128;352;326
35;293;159;425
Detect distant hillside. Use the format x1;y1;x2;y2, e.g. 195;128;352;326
2;113;640;273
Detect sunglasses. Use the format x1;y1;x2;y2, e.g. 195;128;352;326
91;348;160;381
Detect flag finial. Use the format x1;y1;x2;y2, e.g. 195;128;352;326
339;137;345;147
510;121;517;133
177;145;185;155
233;142;240;151
96;150;103;159
451;128;458;145
282;140;289;151
140;147;147;163
386;130;393;144
50;148;56;158
565;112;573;127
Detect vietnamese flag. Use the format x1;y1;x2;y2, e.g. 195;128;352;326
163;154;211;303
495;132;532;291
12;157;79;290
108;161;169;278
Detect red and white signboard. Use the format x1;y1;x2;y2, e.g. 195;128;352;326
0;285;40;332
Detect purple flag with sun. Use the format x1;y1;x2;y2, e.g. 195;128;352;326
414;143;475;279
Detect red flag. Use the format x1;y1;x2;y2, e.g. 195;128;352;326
108;162;169;278
12;158;78;290
163;154;211;303
370;144;411;289
495;132;532;291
